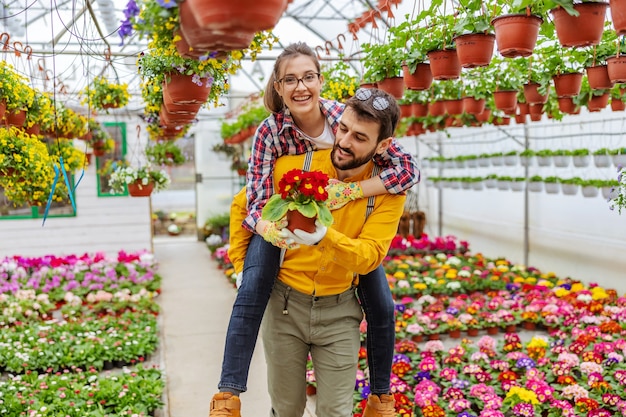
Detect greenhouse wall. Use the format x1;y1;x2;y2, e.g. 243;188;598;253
416;110;626;293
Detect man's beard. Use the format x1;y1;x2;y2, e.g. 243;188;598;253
331;144;377;170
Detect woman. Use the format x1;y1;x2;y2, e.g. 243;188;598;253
209;42;419;417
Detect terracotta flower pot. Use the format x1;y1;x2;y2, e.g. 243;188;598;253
493;90;518;114
411;334;424;343
402;63;432;90
163;73;211;106
551;2;608;47
523;83;549;104
611;99;626;111
6;109;26;127
586;65;614;90
186;0;287;33
286;210;316;233
377;76;405;99
466;328;480;337
491;14;543;58
411;102;428;117
557;97;580;114
444;99;463;115
453;33;495;68
428;100;446;116
553;72;583;97
607;55;626;83
399;104;412;119
427;49;461;80
128;180;155;197
610;0;626;35
448;329;462;339
587;92;609;112
486;326;499;335
462;96;486;115
178;0;256;51
0;99;6;120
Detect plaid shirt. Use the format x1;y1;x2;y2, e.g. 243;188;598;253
243;98;420;232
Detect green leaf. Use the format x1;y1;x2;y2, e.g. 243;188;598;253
261;195;289;221
317;206;334;227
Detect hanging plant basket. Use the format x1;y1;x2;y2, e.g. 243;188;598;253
586;65;614;90
185;0;287;33
128;180;155;197
428;100;446;116
453;33;495;68
444;99;463;115
376;76;405;99
5;109;26;127
491;14;543;58
412;102;428;117
557;97;581;114
610;0;626;35
607;55;626;83
163;73;211;106
611;99;626;111
402;63;432;90
587;92;610;112
523;83;549;104
427;49;461;80
553;72;583;97
462;97;486;115
493;90;518;114
550;3;608;48
0;99;6;120
178;0;256;51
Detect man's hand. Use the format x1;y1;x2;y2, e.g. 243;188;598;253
257;219;300;249
325;179;364;210
283;220;328;246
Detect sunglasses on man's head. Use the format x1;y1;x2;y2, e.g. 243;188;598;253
354;88;390;111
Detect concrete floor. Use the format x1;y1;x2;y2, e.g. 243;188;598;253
154;236;315;417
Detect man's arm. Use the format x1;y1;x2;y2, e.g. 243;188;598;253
227;188;253;274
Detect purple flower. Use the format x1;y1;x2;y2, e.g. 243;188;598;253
156;0;177;9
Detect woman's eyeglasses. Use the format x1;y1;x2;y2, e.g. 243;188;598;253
276;73;320;89
354;88;390;111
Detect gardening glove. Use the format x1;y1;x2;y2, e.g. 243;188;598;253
234;271;243;289
325;179;364;210
257;219;300;250
282;220;328;246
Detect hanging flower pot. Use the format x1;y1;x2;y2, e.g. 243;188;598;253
0;99;6;120
517;102;530;115
523;82;549;104
611;98;626;111
557;97;581;114
186;0;287;33
25;124;41;136
514;113;526;124
610;0;626;35
444;99;463;115
163;73;211;106
376;76;405;99
402;63;432;90
586;65;614;90
462;96;486;115
607;55;626;83
427;49;461;80
128;180;155;197
428;100;446;116
475;108;491;123
178;0;256;51
553;72;583;97
5;109;26;127
453;33;495;68
411;102;428;117
550;3;608;47
159;105;197;126
492;116;511;126
399;104;412;119
491;14;543;58
493;90;518;114
587;92;610;112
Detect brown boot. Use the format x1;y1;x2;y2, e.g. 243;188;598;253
363;394;395;417
209;392;241;417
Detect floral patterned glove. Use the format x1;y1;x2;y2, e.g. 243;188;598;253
325;179;364;210
258;219;300;250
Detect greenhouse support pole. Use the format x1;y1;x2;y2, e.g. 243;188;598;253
437;135;443;237
523;122;530;267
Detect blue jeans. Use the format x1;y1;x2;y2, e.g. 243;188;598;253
218;234;394;395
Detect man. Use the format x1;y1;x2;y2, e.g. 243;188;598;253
222;88;406;417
